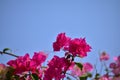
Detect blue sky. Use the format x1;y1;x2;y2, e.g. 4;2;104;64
0;0;120;73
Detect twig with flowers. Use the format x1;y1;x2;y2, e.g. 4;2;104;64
0;32;120;80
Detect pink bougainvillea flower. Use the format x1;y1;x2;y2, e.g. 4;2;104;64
32;51;48;66
113;56;120;63
109;55;120;76
44;56;70;80
113;57;118;62
53;33;91;58
112;76;120;80
68;38;91;57
112;68;120;75
95;74;111;80
7;54;31;74
99;76;111;80
7;51;47;78
83;62;93;72
70;62;93;77
70;62;84;77
100;52;110;61
109;62;116;69
53;33;71;51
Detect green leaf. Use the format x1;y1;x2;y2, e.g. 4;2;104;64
75;62;83;70
95;73;100;79
3;48;10;53
79;76;87;80
6;67;15;80
87;73;92;78
13;75;20;80
31;73;39;80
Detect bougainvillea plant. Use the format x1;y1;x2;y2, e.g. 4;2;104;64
0;33;120;80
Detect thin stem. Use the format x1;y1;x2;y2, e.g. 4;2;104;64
99;61;103;74
93;58;98;75
0;51;19;58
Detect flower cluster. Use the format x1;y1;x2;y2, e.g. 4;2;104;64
92;52;120;80
43;33;92;80
7;51;47;79
0;32;120;80
44;56;70;80
109;56;120;80
53;33;91;58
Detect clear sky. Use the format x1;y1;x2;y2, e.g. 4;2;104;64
0;0;120;72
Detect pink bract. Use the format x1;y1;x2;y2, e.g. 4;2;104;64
70;62;93;77
7;52;47;77
53;33;91;58
32;51;48;66
53;33;71;51
0;63;6;71
83;62;93;72
44;55;70;80
113;56;120;63
7;54;31;74
100;52;109;61
109;55;120;77
68;38;91;57
99;76;111;80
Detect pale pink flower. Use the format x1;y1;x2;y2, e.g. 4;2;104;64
112;76;120;80
99;77;109;80
70;62;93;77
83;62;93;72
71;65;83;76
98;74;112;80
113;57;118;62
109;56;120;78
113;56;120;63
112;67;120;75
100;52;109;61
